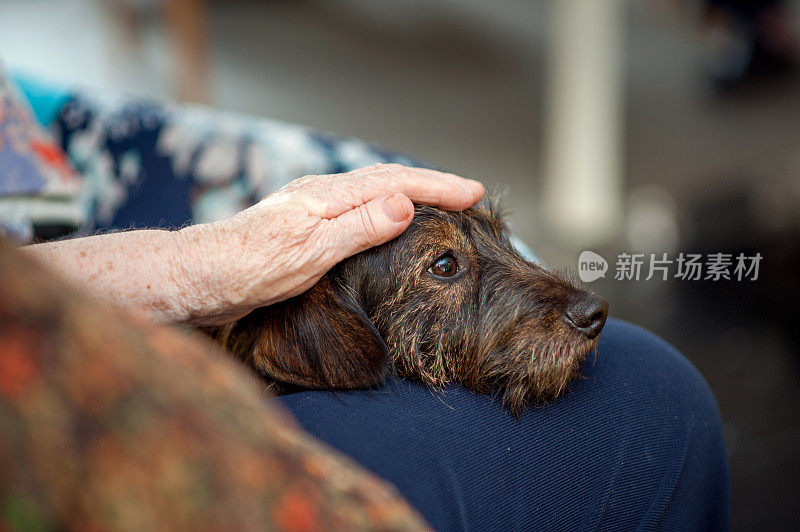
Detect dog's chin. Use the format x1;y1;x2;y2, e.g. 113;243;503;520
486;333;600;416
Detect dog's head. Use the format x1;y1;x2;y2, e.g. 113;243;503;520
214;199;608;413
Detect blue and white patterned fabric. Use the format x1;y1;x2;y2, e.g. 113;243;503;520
45;88;419;236
10;76;539;263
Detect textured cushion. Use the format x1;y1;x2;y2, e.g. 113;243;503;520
8;75;540;262
44;88;541;261
48;89;420;234
0;65;83;243
0;237;429;530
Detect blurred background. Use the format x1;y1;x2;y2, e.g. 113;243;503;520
2;0;799;528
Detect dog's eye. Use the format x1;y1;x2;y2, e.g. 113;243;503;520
429;255;458;278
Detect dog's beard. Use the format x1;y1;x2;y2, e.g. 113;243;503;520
381;311;596;415
477;330;598;414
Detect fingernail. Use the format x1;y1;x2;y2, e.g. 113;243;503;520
382;194;410;222
466;179;484;194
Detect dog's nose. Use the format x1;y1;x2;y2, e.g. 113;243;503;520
564;293;609;339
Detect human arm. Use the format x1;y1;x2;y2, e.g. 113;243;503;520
22;164;484;326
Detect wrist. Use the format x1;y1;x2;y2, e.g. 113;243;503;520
171;220;256;326
169;223;220;324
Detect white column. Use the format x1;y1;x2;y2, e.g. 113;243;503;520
541;0;625;246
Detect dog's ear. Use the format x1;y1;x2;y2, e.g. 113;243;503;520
212;275;389;390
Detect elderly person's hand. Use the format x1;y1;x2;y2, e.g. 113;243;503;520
23;164;484;326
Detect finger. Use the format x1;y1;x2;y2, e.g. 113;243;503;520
319;193;414;264
342;164;485;210
306;164;484;218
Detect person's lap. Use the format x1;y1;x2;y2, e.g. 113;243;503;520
277;318;730;531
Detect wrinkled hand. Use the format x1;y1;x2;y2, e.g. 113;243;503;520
177;164;484;325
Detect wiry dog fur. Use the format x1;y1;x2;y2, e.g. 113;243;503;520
208;198;608;414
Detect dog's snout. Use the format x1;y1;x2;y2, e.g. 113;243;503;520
564;293;609;339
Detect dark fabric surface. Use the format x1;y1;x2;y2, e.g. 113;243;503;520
278;318;730;531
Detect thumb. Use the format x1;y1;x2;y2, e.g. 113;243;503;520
327;193;414;263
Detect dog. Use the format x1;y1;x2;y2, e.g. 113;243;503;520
207;198;608;414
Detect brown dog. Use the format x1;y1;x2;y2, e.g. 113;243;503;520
208;199;608;414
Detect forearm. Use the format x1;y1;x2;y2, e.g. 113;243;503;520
19;165;484;326
22;230;194;323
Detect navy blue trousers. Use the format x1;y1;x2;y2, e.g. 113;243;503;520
278;319;730;531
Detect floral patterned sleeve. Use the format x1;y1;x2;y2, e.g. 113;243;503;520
0;237;429;531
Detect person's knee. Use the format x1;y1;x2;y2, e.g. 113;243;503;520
588;319;730;529
590;318;727;465
595;318;721;422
